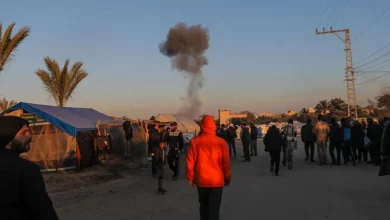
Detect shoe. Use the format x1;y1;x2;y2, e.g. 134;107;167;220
275;173;279;176
157;189;165;194
242;159;250;162
161;188;167;193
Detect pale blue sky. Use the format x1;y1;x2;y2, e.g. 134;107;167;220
1;0;389;118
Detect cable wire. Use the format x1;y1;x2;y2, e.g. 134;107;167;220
354;41;390;65
325;0;341;26
354;5;390;42
354;51;390;69
318;0;333;27
332;0;352;25
358;57;390;71
355;72;390;86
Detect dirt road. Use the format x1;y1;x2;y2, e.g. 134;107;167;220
49;140;390;220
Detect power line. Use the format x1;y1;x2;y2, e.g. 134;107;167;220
355;72;390;86
333;0;352;24
354;51;390;69
354;41;390;65
358;57;390;71
318;0;333;27
354;5;390;42
325;0;341;26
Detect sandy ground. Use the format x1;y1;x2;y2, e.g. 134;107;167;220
46;140;390;220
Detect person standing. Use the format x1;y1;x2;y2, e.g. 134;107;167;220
329;117;343;165
282;119;297;166
351;120;366;164
156;141;167;194
250;123;258;156
241;123;251;162
314;115;330;166
226;124;237;157
341;118;356;166
300;118;315;162
148;123;161;177
167;122;184;181
186;115;231;220
0;116;58;219
367;118;380;165
264;125;284;176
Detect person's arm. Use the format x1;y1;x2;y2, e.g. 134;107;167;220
221;140;231;185
21;162;59;220
178;131;184;150
186;139;196;184
300;126;305;142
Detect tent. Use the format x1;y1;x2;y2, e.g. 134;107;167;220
154;114;200;134
6;102;113;171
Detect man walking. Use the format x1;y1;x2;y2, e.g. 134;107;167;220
226;124;237;157
148;123;160;177
186;115;231;220
0;116;58;219
167;122;184;181
301;118;315;162
241;123;251;162
314;115;330;166
329;117;343;165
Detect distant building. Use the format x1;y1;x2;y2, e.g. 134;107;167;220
285;110;296;116
260;112;273;117
219;109;247;125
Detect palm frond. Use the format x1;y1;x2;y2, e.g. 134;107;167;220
36;58;88;107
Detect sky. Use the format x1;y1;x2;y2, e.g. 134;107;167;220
1;0;390;119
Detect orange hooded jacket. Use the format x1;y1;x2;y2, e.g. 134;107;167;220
186;115;231;187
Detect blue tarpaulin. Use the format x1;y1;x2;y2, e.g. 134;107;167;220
8;102;113;137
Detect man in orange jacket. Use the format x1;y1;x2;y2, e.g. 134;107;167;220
186;115;231;220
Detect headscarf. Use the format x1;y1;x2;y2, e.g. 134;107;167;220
0;116;29;149
200;115;216;135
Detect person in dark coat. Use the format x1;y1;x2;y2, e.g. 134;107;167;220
148;123;161;176
156;141;167;194
264;125;284;176
226;124;237;157
0;116;58;220
351;120;366;163
329;117;343;165
241;123;251;162
366;118;379;164
300;118;315;162
250;123;258;156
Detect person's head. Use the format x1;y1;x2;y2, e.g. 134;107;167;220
200;115;217;135
288;119;293;124
318;114;323;122
170;122;178;130
330;117;336;125
353;120;359;126
221;124;226;128
154;123;159;129
166;127;171;132
367;118;373;124
250;123;255;128
159;141;166;149
306;118;312;124
241;123;247;128
0;116;32;154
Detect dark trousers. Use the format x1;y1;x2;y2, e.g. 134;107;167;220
197;187;223;220
152;155;157;175
329;142;342;165
352;146;359;161
250;139;258;155
157;166;164;189
227;140;236;156
369;141;381;165
269;151;281;173
304;141;315;159
342;140;355;163
167;150;179;176
358;146;368;162
242;142;250;160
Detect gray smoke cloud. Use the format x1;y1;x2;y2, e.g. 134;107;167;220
159;22;209;119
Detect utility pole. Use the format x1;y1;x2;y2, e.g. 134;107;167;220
316;27;358;118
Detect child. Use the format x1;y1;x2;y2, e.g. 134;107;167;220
156;141;167;194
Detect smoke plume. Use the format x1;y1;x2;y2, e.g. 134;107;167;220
160;23;209;119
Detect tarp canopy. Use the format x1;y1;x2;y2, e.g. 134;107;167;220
154;114;200;134
8;102;113;136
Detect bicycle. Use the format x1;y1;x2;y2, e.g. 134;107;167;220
286;139;298;170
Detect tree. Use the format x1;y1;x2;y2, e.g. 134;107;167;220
376;91;390;110
35;57;88;107
315;100;329;115
0;23;31;73
240;110;257;124
0;97;17;112
329;98;346;112
300;108;309;114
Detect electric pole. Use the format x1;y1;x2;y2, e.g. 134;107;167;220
316;27;358;118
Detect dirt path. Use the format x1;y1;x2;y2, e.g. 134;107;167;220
48;140;390;220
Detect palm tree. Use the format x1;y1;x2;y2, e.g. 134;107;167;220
0;23;31;72
315;100;329;115
0;97;17;112
300;108;309;114
35;57;88;107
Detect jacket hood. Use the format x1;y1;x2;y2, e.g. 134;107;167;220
201;115;217;135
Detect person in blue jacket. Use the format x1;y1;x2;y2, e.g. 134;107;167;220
341;118;356;166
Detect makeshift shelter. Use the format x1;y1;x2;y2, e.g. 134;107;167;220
154;114;200;134
5;102;113;171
